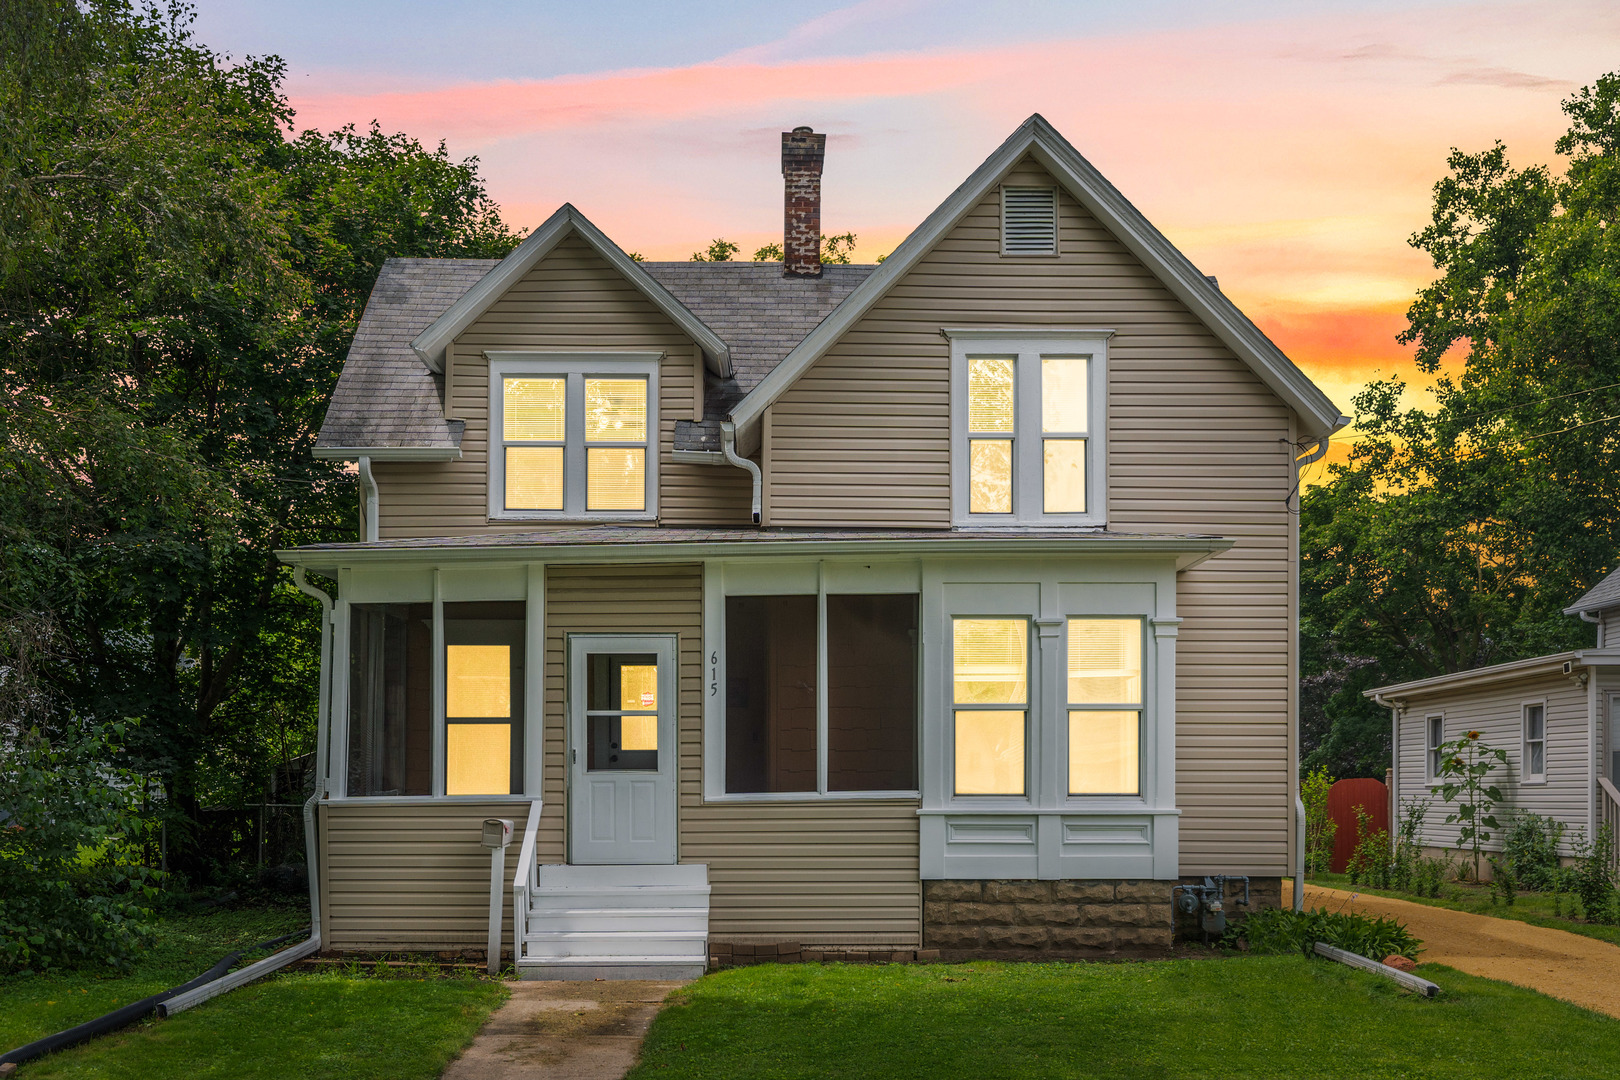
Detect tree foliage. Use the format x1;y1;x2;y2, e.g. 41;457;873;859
0;0;521;879
1301;73;1620;776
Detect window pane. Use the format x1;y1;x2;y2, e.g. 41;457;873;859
506;446;564;510
446;723;512;795
967;356;1015;433
969;439;1013;514
953;618;1026;704
1530;742;1545;775
1043;438;1086;513
827;594;918;792
585;378;647;442
1042;356;1088;432
584;654;658;770
446;645;510;718
587;447;645;510
620;664;657;711
1070;711;1139;794
1067;619;1142;704
621;715;658;752
347;603;432;796
954;710;1025;794
725;595;818;793
504;377;565;440
1526;706;1544;740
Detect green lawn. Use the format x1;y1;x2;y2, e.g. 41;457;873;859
2;906;506;1079
1307;871;1620;947
628;957;1620;1080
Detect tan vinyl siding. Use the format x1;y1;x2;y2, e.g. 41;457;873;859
768;157;1295;875
370;235;751;536
1395;672;1592;854
318;800;529;950
546;563;921;946
1602;610;1620;647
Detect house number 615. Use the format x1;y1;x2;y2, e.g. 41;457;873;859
709;651;718;697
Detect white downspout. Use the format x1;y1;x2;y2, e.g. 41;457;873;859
1375;693;1403;859
1289;433;1333;911
357;456;379;543
164;567;332;1013
720;421;762;525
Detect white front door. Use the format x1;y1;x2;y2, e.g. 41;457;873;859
568;634;678;864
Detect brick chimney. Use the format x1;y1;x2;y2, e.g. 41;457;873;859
781;126;825;278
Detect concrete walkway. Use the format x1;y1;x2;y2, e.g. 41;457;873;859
442;980;686;1080
1287;880;1620;1019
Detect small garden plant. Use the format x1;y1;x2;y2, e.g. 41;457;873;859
1302;766;1337;875
1228;907;1420;962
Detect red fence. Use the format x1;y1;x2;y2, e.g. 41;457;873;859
1327;777;1389;874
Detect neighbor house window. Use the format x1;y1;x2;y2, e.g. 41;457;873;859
951;618;1028;795
1426;714;1444;782
724;594;918;795
1067;618;1143;795
949;331;1108;526
487;355;657;519
1522;702;1546;783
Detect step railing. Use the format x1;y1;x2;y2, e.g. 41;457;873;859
511;799;543;963
1599;777;1620;873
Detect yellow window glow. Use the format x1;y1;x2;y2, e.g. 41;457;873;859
504;377;565;441
954;710;1025;794
620;715;658;752
1069;711;1139;794
1067;619;1142;704
446;645;510;718
952;619;1027;705
587;447;645;510
1042;439;1085;513
446;723;512;795
506;446;564;510
1041;356;1088;433
619;664;658;711
584;378;647;442
969;439;1013;514
967;356;1015;433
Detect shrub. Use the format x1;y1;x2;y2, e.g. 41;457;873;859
1571;821;1617;925
1488;856;1516;906
1409;850;1452;898
1230;907;1420;962
1302;766;1337;876
1502;812;1566;892
0;723;161;972
1346;805;1392;888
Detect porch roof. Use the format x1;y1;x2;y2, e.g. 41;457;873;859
277;526;1234;573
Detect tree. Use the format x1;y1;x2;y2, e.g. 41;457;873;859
690;238;739;262
1301;72;1620;776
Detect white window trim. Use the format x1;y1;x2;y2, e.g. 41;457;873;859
946;329;1111;528
1425;713;1445;785
1521;698;1548;785
700;558;924;803
486;352;661;522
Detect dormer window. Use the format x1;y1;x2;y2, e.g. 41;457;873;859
486;353;659;521
1001;186;1057;255
947;330;1109;527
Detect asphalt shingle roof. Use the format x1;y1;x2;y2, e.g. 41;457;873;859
316;258;876;452
1566;565;1620;614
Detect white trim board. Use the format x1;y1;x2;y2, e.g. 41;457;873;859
725;113;1348;452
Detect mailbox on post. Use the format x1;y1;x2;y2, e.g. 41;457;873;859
482;818;514;975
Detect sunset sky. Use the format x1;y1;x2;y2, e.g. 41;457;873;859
199;1;1618;461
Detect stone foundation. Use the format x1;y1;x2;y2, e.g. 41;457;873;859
708;942;938;970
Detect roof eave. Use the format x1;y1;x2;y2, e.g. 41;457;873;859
1361;651;1583;701
312;445;462;462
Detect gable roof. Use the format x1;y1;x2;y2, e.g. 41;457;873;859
726;114;1350;448
408;204;733;378
1565;566;1620;615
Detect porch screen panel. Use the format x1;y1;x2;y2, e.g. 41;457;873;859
952;618;1027;795
827;594;918;792
347;603;432;796
443;601;525;796
725;595;817;793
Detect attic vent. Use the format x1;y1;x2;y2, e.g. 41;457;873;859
1001;186;1057;255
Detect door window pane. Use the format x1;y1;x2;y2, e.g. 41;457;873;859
1069;711;1139;794
967;356;1015;433
447;723;512;795
504;377;565;440
827;594;918;792
954;711;1025;795
953;619;1027;704
1041;356;1089;432
1067;619;1142;704
347;603;432;796
587;447;646;510
725;595;817;793
969;440;1013;513
585;653;659;770
1042;438;1086;513
506;447;564;510
443;601;524;795
584;378;647;441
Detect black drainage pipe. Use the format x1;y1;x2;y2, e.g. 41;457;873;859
0;929;308;1068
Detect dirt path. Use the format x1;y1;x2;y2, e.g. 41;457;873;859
1287;881;1620;1019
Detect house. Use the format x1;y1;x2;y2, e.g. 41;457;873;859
276;115;1348;978
1366;573;1620;870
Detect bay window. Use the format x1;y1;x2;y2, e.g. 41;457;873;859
951;618;1028;795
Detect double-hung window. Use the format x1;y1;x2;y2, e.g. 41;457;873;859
1522;702;1546;783
1067;619;1143;795
948;331;1108;527
951;618;1029;795
1426;714;1445;782
487;354;658;520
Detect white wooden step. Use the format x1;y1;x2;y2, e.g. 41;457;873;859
537;863;708;890
528;885;710;912
517;956;707;981
524;929;707;960
526;906;708;933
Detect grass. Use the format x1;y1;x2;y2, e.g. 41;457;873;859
1308;871;1620;947
627;957;1620;1080
1;905;506;1079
